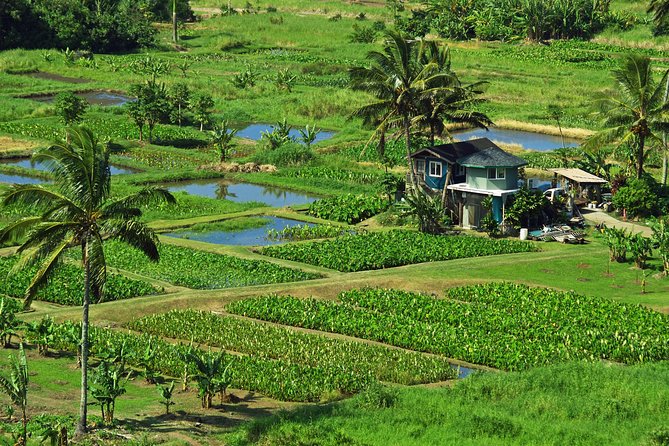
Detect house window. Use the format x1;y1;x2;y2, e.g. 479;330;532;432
487;168;505;180
457;164;466;176
415;159;425;174
428;161;442;177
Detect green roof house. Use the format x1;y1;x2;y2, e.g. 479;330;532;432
410;138;527;229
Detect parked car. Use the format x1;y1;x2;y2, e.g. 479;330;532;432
544;187;565;203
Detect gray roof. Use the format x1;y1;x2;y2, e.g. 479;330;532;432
457;145;527;168
411;138;527;168
411;138;497;164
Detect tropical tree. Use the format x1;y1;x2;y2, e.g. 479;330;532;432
188;350;229;409
54;92;88;142
191;92;215;131
0;126;175;437
350;31;461;187
415;41;491;145
649;0;669;31
584;54;669;179
169;82;191;127
0;344;29;445
210;121;237;162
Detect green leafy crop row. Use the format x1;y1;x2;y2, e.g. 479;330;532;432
97;241;321;289
260;230;537;272
50;322;372;402
128;309;456;385
306;194;389;224
227;284;669;371
0;255;160;305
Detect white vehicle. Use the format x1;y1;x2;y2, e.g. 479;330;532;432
544;187;565;203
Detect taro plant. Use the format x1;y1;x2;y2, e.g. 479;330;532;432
628;233;653;269
0;344;28;445
157;381;176;414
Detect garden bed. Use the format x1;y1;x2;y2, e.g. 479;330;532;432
227;284;669;370
260;230;537;272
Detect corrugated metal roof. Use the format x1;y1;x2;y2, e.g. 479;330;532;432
552;168;607;184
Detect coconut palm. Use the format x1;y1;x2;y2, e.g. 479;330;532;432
350;31;456;187
0;126;175;437
415;41;492;145
584;54;669;180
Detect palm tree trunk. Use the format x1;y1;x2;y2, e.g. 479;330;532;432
21;406;26;446
405;116;416;189
75;241;90;438
637;134;645;179
172;0;178;43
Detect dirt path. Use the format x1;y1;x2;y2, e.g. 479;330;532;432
581;208;653;237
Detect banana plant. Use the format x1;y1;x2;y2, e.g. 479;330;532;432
0;298;20;348
188;350;228;409
24;316;54;356
298;124;320;149
157;381;176;414
0;344;29;445
90;361;127;425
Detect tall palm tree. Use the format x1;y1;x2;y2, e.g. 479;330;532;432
0;126;175;437
415;41;492;145
350;31;456;187
585;54;669;180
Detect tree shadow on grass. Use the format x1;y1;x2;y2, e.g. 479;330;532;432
118;391;275;435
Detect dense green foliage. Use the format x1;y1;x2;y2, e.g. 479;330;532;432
227;284;669;371
266;224;361;241
226;361;669;446
307;194;389;224
408;0;617;41
0;255;159;305
98;241;320;288
49;322;372;402
260;230;537;272
0;0;156;51
128;309;457;385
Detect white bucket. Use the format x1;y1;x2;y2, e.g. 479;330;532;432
519;228;528;240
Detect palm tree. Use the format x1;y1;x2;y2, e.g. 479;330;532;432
584;54;669;180
350;31;456;187
648;0;669;30
415;41;492;145
210;120;237;162
0;126;175;437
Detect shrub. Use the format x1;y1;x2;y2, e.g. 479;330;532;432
252;143;314;167
612;177;660;219
307;194;389;224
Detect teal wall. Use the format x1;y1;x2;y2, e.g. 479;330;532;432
423;156;446;189
466;167;519;191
